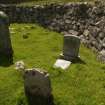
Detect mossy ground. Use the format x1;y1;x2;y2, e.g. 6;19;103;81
0;24;105;105
16;0;93;6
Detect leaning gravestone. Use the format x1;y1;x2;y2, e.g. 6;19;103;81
0;11;13;63
54;35;80;70
24;68;53;105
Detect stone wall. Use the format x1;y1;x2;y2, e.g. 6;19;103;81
0;0;34;4
0;2;105;62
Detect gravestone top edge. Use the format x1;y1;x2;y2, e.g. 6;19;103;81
24;68;49;77
64;34;80;39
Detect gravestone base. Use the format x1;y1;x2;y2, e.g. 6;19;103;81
60;53;80;62
25;90;54;105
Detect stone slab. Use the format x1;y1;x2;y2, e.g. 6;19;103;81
53;59;72;70
63;35;80;61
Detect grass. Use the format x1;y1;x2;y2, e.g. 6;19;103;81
0;23;105;105
1;0;95;6
16;0;94;6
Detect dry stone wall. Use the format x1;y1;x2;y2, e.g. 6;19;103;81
0;2;105;62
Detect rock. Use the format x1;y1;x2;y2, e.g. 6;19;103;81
65;19;71;24
97;44;103;51
68;30;79;36
97;50;105;63
83;29;90;36
53;59;72;70
89;26;99;38
102;43;105;49
24;68;53;105
15;60;25;70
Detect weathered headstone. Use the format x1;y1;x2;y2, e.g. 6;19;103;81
54;35;80;70
63;35;80;61
24;68;53;105
0;11;13;63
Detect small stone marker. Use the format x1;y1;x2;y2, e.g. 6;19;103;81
54;35;80;70
24;68;53;105
54;59;72;70
0;11;13;62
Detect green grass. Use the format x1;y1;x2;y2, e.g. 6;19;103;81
0;23;105;105
1;0;94;6
15;0;94;6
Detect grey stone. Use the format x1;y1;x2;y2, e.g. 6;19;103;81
97;44;103;51
97;50;105;63
0;11;13;60
83;29;90;36
89;27;99;38
53;59;72;70
65;19;71;24
63;35;80;61
99;32;105;40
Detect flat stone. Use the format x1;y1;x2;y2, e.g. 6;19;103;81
83;29;89;36
53;59;72;70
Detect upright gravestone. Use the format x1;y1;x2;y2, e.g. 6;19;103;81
0;11;13;63
24;68;53;105
63;35;80;61
54;35;80;70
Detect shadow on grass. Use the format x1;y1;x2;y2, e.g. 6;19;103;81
72;57;86;64
0;55;13;67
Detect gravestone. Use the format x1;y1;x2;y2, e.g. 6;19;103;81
0;11;13;63
63;35;80;61
24;68;53;105
54;35;80;70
